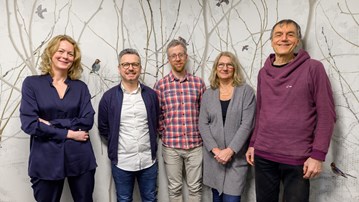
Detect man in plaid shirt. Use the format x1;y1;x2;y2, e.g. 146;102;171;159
154;39;206;202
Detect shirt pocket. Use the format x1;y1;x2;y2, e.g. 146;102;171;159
183;88;200;104
163;90;178;111
163;88;200;112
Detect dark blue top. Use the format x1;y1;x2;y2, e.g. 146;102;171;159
20;74;97;180
98;83;160;165
220;99;230;125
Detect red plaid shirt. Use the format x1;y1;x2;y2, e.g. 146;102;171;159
154;71;206;149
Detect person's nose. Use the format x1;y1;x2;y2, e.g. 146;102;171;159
222;64;230;69
174;55;181;61
62;52;69;59
280;34;289;41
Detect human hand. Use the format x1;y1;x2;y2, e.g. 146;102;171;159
215;148;234;165
38;118;51;126
303;157;322;179
67;129;89;142
245;147;255;166
212;148;221;156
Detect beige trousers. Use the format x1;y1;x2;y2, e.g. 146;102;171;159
162;146;203;202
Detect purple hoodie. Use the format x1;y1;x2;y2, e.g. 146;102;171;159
250;49;336;165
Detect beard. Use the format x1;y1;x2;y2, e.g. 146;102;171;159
172;63;186;73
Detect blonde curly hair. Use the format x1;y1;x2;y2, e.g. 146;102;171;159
39;35;82;80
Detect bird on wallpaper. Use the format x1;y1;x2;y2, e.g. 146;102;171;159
35;4;47;19
242;45;249;51
330;162;357;178
90;59;101;74
216;0;229;7
178;36;189;46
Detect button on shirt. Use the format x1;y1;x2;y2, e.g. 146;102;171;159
154;71;206;149
117;83;154;171
20;75;97;180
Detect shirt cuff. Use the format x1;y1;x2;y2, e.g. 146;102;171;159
311;149;326;161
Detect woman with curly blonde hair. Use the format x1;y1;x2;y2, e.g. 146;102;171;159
20;35;97;202
39;35;83;79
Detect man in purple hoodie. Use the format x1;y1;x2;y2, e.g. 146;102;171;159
245;19;336;202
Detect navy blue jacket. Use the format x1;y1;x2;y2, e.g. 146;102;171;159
20;75;97;180
98;83;160;165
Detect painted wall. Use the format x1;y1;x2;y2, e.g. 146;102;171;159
0;0;358;201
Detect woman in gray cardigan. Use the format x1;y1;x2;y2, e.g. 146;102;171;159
199;51;256;202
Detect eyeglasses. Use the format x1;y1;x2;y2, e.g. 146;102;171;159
217;63;234;69
120;62;141;69
168;53;187;60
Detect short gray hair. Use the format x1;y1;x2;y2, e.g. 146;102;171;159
270;19;302;40
118;48;141;64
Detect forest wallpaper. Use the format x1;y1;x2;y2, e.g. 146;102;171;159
0;0;358;201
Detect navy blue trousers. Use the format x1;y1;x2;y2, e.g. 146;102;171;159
212;189;241;202
30;169;95;202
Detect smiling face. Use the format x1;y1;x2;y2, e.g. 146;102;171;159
167;45;188;74
271;22;300;58
119;54;141;84
216;56;234;82
51;40;74;73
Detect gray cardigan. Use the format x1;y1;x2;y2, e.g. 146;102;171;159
198;83;256;195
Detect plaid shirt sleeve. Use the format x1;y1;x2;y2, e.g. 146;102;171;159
154;73;206;149
153;80;165;137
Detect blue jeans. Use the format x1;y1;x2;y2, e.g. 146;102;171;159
111;162;158;202
254;155;309;202
212;189;241;202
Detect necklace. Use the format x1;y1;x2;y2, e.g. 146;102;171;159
219;86;233;100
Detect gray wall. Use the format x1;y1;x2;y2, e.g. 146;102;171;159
0;0;358;201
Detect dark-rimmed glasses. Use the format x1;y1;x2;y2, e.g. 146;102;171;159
120;62;140;69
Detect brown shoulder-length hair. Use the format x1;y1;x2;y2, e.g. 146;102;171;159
39;35;82;80
209;51;245;89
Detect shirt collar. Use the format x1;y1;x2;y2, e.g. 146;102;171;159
44;74;71;85
120;82;141;94
169;71;190;82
